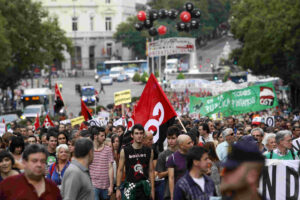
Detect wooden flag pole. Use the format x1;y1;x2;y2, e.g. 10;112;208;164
177;116;187;133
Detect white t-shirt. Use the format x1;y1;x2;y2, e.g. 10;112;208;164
192;176;205;191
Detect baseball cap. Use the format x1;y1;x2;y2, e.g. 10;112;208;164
222;135;265;169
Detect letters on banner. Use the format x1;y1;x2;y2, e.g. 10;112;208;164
258;160;300;200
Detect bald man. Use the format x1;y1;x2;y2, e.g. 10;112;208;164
166;134;194;200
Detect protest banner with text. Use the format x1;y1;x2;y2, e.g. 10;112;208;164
189;82;278;117
114;89;131;106
259;160;300;200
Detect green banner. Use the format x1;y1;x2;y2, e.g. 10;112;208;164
189;82;278;117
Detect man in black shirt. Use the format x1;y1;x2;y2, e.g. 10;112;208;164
116;124;154;200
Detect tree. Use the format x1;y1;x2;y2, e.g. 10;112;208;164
114;0;230;58
0;0;72;91
230;0;300;108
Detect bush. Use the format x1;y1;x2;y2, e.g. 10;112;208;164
141;72;149;84
177;72;185;79
132;72;141;82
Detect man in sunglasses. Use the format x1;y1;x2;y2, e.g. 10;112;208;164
220;135;265;200
216;128;235;161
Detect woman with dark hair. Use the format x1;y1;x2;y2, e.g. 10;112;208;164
203;142;221;196
9;136;25;170
0;151;19;182
111;134;120;199
57;132;68;145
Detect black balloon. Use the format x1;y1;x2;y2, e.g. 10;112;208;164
184;2;194;12
191;9;201;18
176;22;185;31
148;27;158;36
185;22;191;32
191;19;199;29
158;9;168;19
168;9;179;19
135;22;144;31
149;9;158;21
144;19;153;29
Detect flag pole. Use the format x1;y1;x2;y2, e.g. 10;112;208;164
177;116;187;133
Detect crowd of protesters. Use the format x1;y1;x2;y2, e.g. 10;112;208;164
0;103;299;200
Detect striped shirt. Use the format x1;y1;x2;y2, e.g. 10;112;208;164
89;145;114;189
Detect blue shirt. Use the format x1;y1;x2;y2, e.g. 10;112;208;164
216;141;229;162
47;161;70;185
174;172;215;200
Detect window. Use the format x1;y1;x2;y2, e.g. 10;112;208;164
89;46;95;69
106;43;112;57
71;46;82;69
105;0;111;3
90;16;94;31
105;17;112;31
72;17;78;31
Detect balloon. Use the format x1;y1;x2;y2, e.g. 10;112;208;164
149;9;158;21
158;9;168;19
135;22;144;31
191;9;201;18
137;11;147;21
158;25;167;35
144;19;153;29
180;11;191;23
168;9;179;19
176;22;185;31
184;22;191;32
191;19;199;29
148;27;158;36
184;2;194;12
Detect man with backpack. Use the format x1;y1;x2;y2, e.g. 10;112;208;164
264;130;299;160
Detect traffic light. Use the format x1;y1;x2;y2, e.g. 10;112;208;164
214;75;218;80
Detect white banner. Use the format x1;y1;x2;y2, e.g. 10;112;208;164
88;117;107;127
148;37;196;57
258;160;300;200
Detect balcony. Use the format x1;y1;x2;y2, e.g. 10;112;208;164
66;31;114;39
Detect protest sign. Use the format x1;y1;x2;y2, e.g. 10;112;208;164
190;82;278;117
259;160;300;200
70;116;85;126
292;138;300;152
98;111;110;120
60;119;71;125
113;118;127;127
148;37;196;57
88;117;107;127
114;89;131;106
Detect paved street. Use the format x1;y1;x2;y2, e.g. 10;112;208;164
53;77;145;116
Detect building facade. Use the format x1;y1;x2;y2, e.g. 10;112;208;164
35;0;149;71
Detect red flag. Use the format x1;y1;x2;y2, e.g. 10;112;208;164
2;118;4;123
79;122;88;130
42;114;54;128
34;113;40;130
129;73;177;150
55;83;64;103
81;100;92;121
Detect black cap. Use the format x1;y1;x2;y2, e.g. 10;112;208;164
222;135;265;169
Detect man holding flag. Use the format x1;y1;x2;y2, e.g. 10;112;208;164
54;83;65;114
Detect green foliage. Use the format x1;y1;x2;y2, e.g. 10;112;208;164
0;0;72;90
154;71;159;78
132;96;140;102
223;70;231;82
230;0;300;88
114;0;231;57
177;72;185;79
141;72;149;84
132;72;141;82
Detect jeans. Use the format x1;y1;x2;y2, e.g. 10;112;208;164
155;180;165;200
94;188;109;200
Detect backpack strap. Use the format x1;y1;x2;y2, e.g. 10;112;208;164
50;163;56;177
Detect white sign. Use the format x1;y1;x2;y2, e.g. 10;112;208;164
60;119;71;125
148;37;196;57
113;118;127;127
292;138;300;152
0;123;6;136
258;160;300;200
88;117;107;127
262;116;275;127
98;111;110;120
